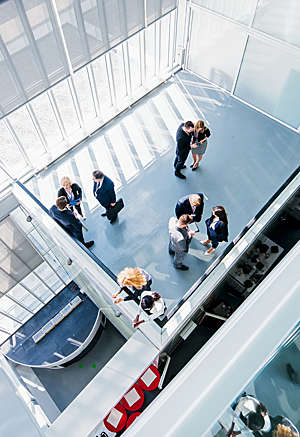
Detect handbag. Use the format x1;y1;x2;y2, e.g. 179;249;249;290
106;198;124;220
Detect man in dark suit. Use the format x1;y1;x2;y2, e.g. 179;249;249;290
174;121;194;179
175;193;204;223
92;170;118;224
49;196;94;248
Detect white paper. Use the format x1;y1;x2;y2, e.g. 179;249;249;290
107;408;122;428
124;388;140;407
141;368;156;387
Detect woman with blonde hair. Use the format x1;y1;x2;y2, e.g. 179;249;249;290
58;176;85;219
273;424;299;437
112;267;152;304
190;119;211;170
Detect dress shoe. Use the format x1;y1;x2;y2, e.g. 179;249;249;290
84;240;94;248
169;249;175;255
101;212;107;217
286;363;298;383
175;264;189;270
181;165;186;169
190;164;195;168
175;171;186;179
192;166;198;171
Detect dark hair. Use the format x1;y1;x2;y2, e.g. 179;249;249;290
247;412;264;431
152;292;161;301
141;295;154;311
179;214;193;226
92;170;104;180
212;206;228;225
184;120;194;129
56;196;68;210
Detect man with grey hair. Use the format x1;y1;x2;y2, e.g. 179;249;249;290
168;214;195;270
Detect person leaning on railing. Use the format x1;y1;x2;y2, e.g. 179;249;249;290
112;267;152;304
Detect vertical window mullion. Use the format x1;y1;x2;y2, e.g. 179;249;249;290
47;90;69;143
3;119;33;170
67;77;85;131
14;0;50;89
87;64;102;120
123;43;131;98
26;105;49;155
73;0;91;61
106;53;117;107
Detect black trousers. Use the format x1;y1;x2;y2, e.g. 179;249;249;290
174;149;190;172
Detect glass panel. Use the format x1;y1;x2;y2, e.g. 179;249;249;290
91;55;113;111
109;46;127;103
128;34;142;91
0;295;31;322
34;261;65;292
253;0;300;48
73;66;96;123
0;120;29;174
1;1;43;97
193;0;257;25
51;78;80;134
81;0;106;56
0;50;23;114
7;106;47;166
8;284;42;312
235;36;300;128
55;0;88;69
104;0;125;46
21;271;53;302
0;314;20;334
160;14;170;72
187;8;247;91
145;22;156;81
25;0;67;82
146;0;177;25
0;268;17;294
0;240;30;282
29;92;63;152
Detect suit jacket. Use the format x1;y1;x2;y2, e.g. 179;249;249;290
176;123;192;155
49;205;82;240
205;217;228;242
168;217;190;253
58;183;82;202
93;176;116;209
175;193;204;222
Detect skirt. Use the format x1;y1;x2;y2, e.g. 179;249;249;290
191;140;207;156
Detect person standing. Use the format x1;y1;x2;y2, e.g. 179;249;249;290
174;120;194;179
201;206;228;255
49;196;94;248
175;193;204;223
58;176;85;219
132;291;165;328
168;214;195;270
112;267;152;304
92;170;118;224
190;120;211;170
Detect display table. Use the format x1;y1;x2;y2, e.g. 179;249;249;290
126;412;141;429
121;383;144;411
137;364;160;391
103;403;127;433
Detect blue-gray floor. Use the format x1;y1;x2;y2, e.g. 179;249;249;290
26;69;300;313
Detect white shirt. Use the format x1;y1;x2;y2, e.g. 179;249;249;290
139;291;165;321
